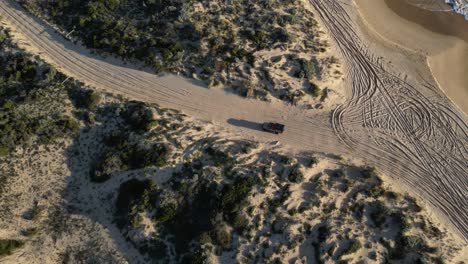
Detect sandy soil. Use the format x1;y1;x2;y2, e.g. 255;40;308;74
0;0;467;244
355;0;468;114
2;97;464;262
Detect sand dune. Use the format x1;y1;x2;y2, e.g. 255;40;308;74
0;0;467;243
356;0;468;114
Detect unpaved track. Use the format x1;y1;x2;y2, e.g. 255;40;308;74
0;0;343;154
0;0;467;241
310;0;468;240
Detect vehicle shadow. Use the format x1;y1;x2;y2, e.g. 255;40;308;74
227;118;263;132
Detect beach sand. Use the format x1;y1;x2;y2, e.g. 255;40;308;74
355;0;468;114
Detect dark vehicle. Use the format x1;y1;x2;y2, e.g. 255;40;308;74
262;122;285;134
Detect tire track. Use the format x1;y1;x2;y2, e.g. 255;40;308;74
0;0;466;241
310;0;468;240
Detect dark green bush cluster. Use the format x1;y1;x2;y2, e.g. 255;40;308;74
0;239;24;257
122;102;157;131
311;224;329;263
342;239;362;256
22;0;324;103
220;176;254;213
91;152;123;183
0;27;80;157
308;82;322;97
68;88;101;110
114;154;257;261
296;58;317;80
287;164;304;183
267;185;291;212
154;202;179;223
26;0;302;69
223;46;255;66
204;146;234;167
382;231;436;262
108;144;448;263
92;130;172;182
115;179;157;228
369;201;388;228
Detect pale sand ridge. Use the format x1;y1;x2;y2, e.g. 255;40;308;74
0;0;467;242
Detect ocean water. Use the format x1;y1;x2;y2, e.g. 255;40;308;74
407;0;468;19
445;0;468;19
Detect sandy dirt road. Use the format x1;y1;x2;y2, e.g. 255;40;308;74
0;0;467;241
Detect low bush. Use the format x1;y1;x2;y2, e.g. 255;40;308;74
92;152;123;182
220;177;254;213
296;59;316;80
369;201;388;228
0;240;24;256
342;240;362;256
123;102;156;131
308;82;322;97
115;179;157;228
69;88;101;110
132;143;172;168
211;225;231;249
204;146;233;167
154;202;178;223
288;165;304;183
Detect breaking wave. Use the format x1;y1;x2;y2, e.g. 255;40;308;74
407;0;468;19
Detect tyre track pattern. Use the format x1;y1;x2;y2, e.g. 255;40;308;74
310;0;468;240
0;0;466;241
0;0;353;157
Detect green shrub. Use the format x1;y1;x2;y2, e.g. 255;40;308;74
21;228;38;238
132;143;171;168
323;203;337;214
0;240;24;256
211;225;231;249
205;146;233;167
369;201;388;228
0;146;10;157
123;102;155;131
72;89;101;110
55;116;80;135
288;165;304;183
309;82;322;97
115;179;157;228
361;167;377;179
271;56;282;64
92;152;123;182
155;203;178;223
403;236;424;251
220;177;254;212
342;240;361;256
2;100;14;110
272;28;294;43
296;59;316;79
232;213;249;232
198;232;212;245
308;156;319;167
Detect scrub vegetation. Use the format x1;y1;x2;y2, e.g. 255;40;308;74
0;26;80;157
0;21;462;263
22;0;342;106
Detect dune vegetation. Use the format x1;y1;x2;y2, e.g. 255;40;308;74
21;0;342;106
0;7;464;264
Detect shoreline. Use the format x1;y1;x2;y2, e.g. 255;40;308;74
354;0;468;115
385;0;468;43
351;0;468;243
